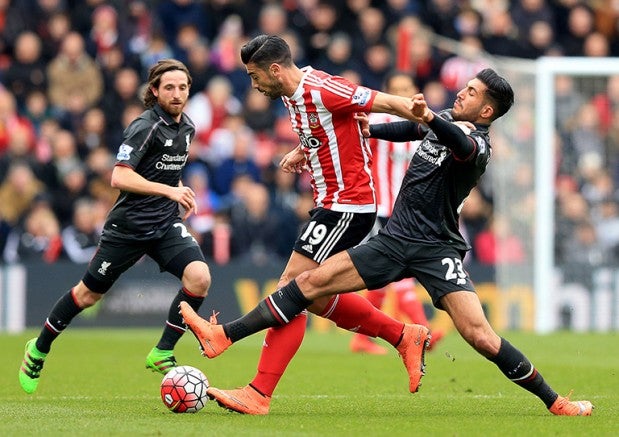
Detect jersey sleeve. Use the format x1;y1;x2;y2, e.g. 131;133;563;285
321;75;378;113
426;113;478;162
115;118;153;169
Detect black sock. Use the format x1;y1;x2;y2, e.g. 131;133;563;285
157;288;205;350
224;279;312;342
36;290;83;353
489;338;558;408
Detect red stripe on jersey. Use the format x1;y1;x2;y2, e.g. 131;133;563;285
283;67;378;213
369;113;420;218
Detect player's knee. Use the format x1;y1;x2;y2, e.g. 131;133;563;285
296;269;331;300
183;262;211;296
74;286;103;308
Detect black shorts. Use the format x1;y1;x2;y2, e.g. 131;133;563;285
83;221;205;293
348;231;475;309
293;208;376;263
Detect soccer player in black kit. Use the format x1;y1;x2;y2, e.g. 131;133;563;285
181;68;593;416
19;59;211;394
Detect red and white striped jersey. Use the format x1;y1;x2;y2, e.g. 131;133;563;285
368;112;420;218
282;66;378;213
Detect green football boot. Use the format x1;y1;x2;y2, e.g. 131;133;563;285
19;338;47;394
145;347;177;375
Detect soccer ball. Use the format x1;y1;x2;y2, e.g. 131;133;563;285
160;365;209;413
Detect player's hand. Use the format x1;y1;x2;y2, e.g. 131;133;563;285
354;112;371;137
279;146;306;173
411;93;433;123
170;186;197;219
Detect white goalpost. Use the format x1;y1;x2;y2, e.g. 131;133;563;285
534;57;619;333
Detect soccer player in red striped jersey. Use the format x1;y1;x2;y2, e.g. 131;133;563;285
195;34;432;414
350;72;444;355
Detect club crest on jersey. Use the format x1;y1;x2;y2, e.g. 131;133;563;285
185;134;191;151
117;144;133;161
351;87;371;106
308;113;320;129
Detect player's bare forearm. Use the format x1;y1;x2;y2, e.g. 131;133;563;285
111;165;197;217
371;91;424;123
279;144;306;173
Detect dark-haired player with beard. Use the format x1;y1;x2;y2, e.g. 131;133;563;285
182;68;593;416
19;59;211;394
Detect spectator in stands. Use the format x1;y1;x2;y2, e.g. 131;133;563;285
50;162;90;227
172;23;203;64
560;3;595;56
38;128;82;191
255;2;290;37
300;1;340;63
3;31;47;110
157;0;209;54
360;42;393;90
0;86;36;156
593;198;619;263
352;6;388;59
185;75;242;151
0;161;45;236
439;35;492;98
86;4;122;62
554;74;584;135
582;31;611;57
185;39;219;98
314;32;360;77
592;75;619;135
3;201;64;264
41;11;71;62
84;146;118;211
561;220;605;290
555;191;591;264
182;162;222;252
229;181;286;262
76;107;108;154
475;213;527;265
405;26;444;91
139;33;174;77
422;80;450;112
100;66;142;147
481;9;523;57
213;124;261;196
125;0;154;59
46;31;104;112
510;0;555;44
460;187;492;262
61;197;100;264
420;0;460;40
22;90;55;138
519;20;556;59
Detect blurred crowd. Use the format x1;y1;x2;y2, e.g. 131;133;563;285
0;0;618;272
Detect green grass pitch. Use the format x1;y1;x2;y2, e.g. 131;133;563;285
2;329;617;436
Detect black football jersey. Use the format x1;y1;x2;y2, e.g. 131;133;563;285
379;110;491;250
103;104;195;241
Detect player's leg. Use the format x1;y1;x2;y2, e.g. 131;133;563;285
205;210;370;414
392;278;444;350
349;287;388;355
441;290;592;415
19;240;144;394
182;236;430;392
147;226;210;374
